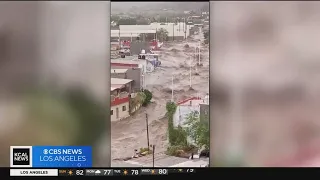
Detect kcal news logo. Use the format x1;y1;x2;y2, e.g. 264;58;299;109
10;146;92;168
10;146;32;167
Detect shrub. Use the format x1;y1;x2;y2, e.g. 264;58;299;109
142;89;152;106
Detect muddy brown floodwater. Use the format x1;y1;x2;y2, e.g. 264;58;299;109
111;28;209;160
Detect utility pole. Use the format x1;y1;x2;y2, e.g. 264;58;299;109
152;145;155;167
155;28;158;41
146;113;150;151
184;18;186;40
195;46;197;59
172;23;174;41
118;29;121;46
198;41;201;65
144;73;146;89
171;75;174;102
189;61;192;88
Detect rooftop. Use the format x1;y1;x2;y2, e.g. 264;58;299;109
111;87;119;91
177;97;203;106
111;78;133;85
111;58;148;67
111;69;128;74
112;56;138;62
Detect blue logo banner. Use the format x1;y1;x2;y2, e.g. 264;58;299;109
32;146;92;168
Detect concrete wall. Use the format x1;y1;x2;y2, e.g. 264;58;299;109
173;105;200;145
111;101;130;121
200;104;209;124
126;68;141;92
173;105;200;128
110;68;142;92
124;82;132;94
111;72;126;79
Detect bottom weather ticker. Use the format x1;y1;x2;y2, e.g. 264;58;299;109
10;168;196;176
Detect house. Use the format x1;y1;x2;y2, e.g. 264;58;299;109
173;97;209;143
111;86;130;121
111;78;133;94
111;68;142;92
111;58;155;74
199;94;209;124
173;97;203;128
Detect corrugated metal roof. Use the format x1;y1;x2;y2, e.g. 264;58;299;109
111;78;133;85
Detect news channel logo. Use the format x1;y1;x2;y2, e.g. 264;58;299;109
10;146;92;168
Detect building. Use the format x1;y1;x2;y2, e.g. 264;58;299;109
111;69;128;79
111;86;130;122
111;78;133;94
112;22;195;42
199;94;209;124
172;96;209;145
111;68;142;92
111;29;157;41
111;58;155;73
173;97;203;128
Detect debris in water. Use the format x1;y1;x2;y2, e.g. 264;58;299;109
170;48;180;53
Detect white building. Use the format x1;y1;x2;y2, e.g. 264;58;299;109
173;96;209;145
111;58;154;74
111;86;130;121
111;78;134;121
173;97;203;128
111;23;195;40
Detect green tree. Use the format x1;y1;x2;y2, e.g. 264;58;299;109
117;18;137;25
136;19;150;25
129;92;146;113
142;89;152;106
111;15;121;23
156;28;169;42
184;111;209;150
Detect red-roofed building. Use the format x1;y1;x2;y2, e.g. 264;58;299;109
173;95;209;145
111;78;133;121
